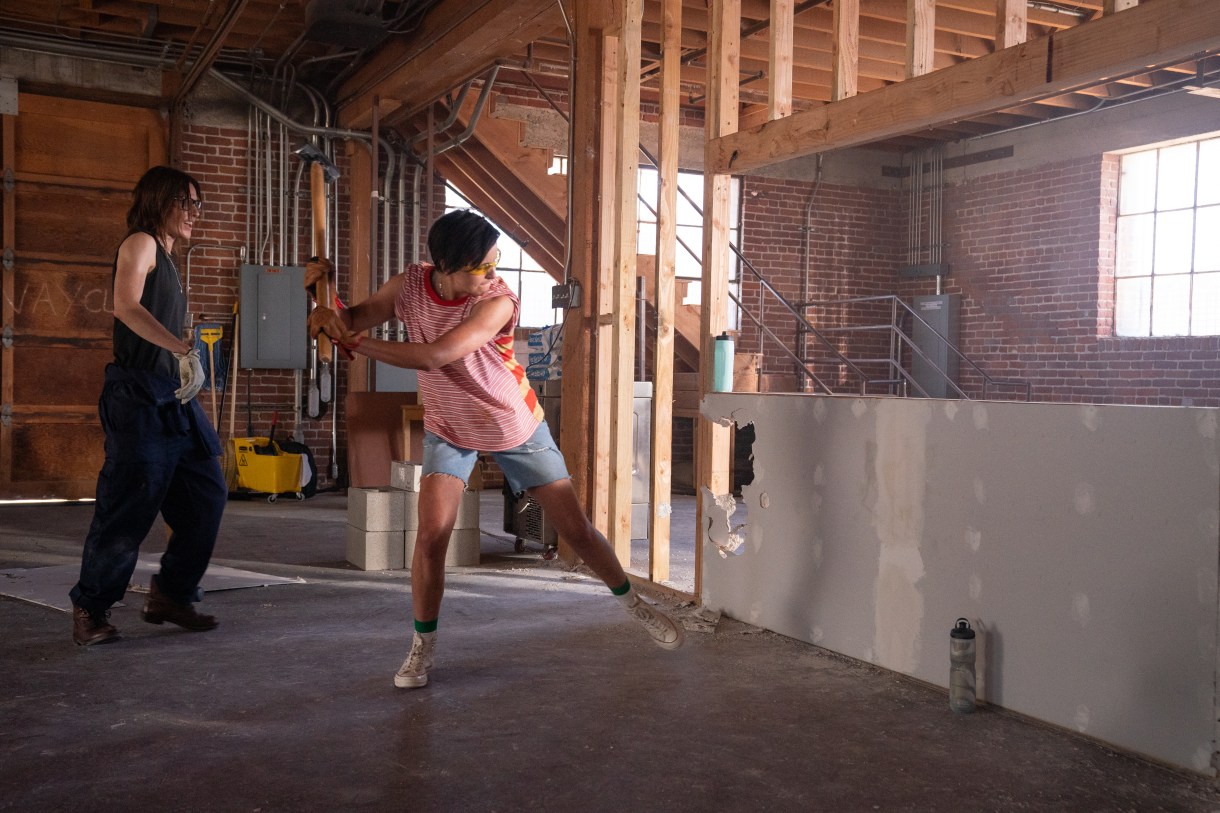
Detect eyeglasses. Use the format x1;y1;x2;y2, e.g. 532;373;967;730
175;196;204;215
466;249;500;277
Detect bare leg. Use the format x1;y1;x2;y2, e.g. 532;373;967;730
526;478;627;588
410;473;466;622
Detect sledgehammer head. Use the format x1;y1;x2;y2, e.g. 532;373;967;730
293;142;340;183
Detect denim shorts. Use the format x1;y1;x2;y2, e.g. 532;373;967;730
422;420;570;494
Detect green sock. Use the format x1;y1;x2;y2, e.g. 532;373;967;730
414;619;438;634
610;579;632;597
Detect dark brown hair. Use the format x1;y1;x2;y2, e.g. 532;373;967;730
125;165;201;238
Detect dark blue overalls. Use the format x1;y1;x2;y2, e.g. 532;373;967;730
69;236;226;613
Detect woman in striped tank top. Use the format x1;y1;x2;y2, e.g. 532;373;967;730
306;210;683;689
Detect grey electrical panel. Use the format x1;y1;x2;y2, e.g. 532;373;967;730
239;263;308;369
911;294;960;398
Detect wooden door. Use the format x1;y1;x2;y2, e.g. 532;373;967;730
0;94;166;499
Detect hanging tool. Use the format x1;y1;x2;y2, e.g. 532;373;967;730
293;142;341;405
198;322;223;424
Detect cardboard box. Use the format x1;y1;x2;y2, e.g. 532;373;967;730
347;487;406;532
345;525;405;570
405;527;480;567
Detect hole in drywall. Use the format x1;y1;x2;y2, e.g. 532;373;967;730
733;422;755;497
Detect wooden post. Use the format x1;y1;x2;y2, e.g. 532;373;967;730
907;0;936;79
768;0;793;120
995;0;1027;50
832;0;860;101
564;2;619;553
696;0;740;598
650;0;682;584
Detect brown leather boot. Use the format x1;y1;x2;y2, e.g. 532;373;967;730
72;604;120;646
141;579;218;631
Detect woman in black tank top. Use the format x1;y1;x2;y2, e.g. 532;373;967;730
69;166;228;647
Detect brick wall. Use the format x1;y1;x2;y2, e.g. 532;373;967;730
177;124;452;491
737;174;906;392
740;155;1220;408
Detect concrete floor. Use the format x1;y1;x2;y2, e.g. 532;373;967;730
2;492;1218;812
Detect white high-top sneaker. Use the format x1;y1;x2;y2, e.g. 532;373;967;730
619;591;685;650
394;631;437;688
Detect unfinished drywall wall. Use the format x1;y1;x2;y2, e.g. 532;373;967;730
701;393;1220;775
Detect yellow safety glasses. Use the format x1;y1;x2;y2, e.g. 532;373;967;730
466;249;501;277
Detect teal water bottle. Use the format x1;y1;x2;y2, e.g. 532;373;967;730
713;332;734;392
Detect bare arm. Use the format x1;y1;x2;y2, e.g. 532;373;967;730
344;295;514;372
113;232;192;355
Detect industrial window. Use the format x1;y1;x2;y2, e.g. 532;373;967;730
636;168;742;314
1115;135;1220;336
444;184;560;329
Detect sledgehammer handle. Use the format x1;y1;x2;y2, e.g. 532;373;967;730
310;161;333;364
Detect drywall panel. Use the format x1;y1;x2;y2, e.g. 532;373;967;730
701;393;1220;774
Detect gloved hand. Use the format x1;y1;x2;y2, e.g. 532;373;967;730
308;306;351;344
304;256;335;299
173;348;205;404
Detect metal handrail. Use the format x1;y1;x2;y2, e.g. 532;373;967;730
803;294;1032;401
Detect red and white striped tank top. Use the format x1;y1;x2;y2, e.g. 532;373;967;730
395;262;543;452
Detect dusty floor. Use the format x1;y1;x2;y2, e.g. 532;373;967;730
1;492;1218;812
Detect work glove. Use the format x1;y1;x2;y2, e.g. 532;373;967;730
304;256;335;299
173;348;205;404
308;306;351;344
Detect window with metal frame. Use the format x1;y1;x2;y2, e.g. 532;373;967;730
1115;135;1220;336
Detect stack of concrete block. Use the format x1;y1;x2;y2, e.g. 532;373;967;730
346;487;406;570
392;460;482;567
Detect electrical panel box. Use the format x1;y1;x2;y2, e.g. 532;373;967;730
239;263;308;369
911;294;960;399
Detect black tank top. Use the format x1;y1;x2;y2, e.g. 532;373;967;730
112;231;185;380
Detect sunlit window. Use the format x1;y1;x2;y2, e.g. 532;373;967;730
636;168;742;315
1115;136;1220;336
443;185;559;329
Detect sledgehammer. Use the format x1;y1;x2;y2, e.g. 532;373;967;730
293;142;341;403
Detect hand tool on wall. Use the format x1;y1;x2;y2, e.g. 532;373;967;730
198;325;223;425
293;142;341;406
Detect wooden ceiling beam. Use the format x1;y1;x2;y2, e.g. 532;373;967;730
708;0;1220;173
336;0;563;130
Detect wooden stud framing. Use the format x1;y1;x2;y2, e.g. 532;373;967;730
906;0;936;79
995;0;1028;50
1103;0;1139;13
709;0;1220;174
561;3;613;548
608;0;643;565
768;0;794;119
594;36;620;541
696;0;740;598
832;0;860;100
650;0;682;584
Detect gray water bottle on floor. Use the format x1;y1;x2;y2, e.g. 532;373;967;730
949;617;976;713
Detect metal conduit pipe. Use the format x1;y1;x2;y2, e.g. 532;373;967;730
408;80;475;146
430;64;501;156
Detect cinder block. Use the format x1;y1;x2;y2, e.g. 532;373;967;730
347;487;406;532
390;460;422;492
345;524;406;570
402;489;480;530
405;527;480;567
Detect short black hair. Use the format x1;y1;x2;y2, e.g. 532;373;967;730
427;209;499;273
